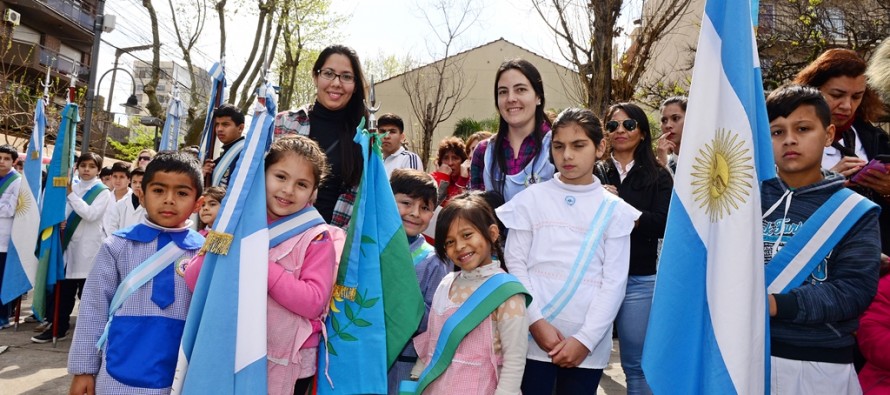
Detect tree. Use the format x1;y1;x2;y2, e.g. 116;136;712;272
141;0;164;118
532;0;692;114
106;118;158;161
363;53;414;82
401;0;478;165
226;0;282;112
168;0;208;145
757;0;890;91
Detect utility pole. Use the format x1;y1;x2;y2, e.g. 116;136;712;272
81;0;108;153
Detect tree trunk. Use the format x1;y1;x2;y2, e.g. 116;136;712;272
228;0;272;106
142;0;163;118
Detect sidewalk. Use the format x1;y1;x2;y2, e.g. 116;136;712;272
0;296;628;394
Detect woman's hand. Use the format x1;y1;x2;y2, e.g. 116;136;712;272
603;184;618;196
460;160;471;179
436;163;452;175
655;133;676;167
854;164;890;195
832;157;867;178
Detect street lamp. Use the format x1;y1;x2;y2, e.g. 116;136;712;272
140;116;164;151
97;67;142;158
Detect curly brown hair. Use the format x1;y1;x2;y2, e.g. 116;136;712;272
436;136;468;166
265;135;330;188
793;48;885;122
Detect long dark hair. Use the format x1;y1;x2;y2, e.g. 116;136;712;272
490;59;548;195
312;45;368;187
606;102;659;184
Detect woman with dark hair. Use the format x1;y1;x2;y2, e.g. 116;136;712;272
595;102;672;395
794;48;890;255
273;45;368;228
655;96;687;174
431;136;469;207
469;59;555;203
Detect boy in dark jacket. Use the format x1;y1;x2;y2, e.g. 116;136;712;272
764;84;881;394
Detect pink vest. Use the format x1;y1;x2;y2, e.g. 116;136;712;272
413;275;502;394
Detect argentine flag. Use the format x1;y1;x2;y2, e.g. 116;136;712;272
0;98;45;304
641;0;775;394
159;91;186;151
172;80;275;394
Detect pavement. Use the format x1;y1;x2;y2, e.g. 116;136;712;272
0;296;629;394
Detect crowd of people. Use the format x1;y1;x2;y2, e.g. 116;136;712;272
0;40;889;395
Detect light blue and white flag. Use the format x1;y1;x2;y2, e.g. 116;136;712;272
172;80;275;395
198;61;227;163
641;1;775;394
0;98;45;304
159;90;186;152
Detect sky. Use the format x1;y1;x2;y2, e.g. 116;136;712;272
95;0;643;120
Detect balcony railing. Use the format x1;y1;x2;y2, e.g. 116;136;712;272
38;44;89;80
4;40;89;82
37;0;96;31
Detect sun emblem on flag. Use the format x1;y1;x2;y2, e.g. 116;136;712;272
15;192;31;217
691;128;754;222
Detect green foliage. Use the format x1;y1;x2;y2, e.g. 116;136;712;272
106;118;157;161
453;116;499;139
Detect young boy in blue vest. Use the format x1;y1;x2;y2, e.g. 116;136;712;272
387;169;448;394
32;152;112;343
68;151;205;394
764;85;881;394
0;144;21;329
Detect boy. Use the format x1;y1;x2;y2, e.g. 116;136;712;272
108;162;132;203
0;144;20;329
99;167;113;189
380;113;423;178
68;151;205;394
104;167;146;235
204;104;246;188
33;153;112;343
764;85;881;394
387;169;448;394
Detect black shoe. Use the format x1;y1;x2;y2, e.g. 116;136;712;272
31;329;67;343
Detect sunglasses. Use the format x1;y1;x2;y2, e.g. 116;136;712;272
138;156;151;161
605;119;638;133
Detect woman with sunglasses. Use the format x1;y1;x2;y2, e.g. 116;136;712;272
595;102;672;395
273;45;368;229
133;149;156;169
469;59;555;202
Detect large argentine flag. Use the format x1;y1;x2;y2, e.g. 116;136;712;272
0;98;45;304
641;1;775;394
172;80;275;394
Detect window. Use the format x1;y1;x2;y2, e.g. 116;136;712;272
826;7;845;40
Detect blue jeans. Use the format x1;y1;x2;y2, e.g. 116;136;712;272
616;274;656;395
521;358;603;394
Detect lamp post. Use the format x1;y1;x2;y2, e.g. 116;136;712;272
96;67;142;159
140;116;164;151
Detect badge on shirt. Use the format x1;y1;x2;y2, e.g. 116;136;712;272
175;256;191;278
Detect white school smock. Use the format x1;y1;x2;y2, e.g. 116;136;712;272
64;178;112;279
497;174;640;369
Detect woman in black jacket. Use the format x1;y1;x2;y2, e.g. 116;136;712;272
595;102;672;395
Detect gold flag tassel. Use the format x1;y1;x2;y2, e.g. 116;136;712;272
331;284;356;301
53;177;68;187
199;230;234;255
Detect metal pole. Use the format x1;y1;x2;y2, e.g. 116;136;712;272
81;0;107;154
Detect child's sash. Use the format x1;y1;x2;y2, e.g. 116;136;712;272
539;198;617;322
96;241;188;349
63;183;108;250
398;273;530;395
411;242;435;266
211;139;246;186
0;171;20;196
764;188;878;294
268;206;326;248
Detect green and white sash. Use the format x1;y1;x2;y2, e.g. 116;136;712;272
0;171;20;196
63;183;108;250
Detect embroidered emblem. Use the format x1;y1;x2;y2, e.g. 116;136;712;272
565;196;576;206
175;256;191;277
691;128;754;222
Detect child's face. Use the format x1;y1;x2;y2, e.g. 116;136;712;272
77;160;99;181
0;153;14;175
142;171;201;228
552;122;603;186
770;104;834;187
131;174;144;200
214;116;244;145
443;217;498;272
395;193;434;237
265;153;316;221
199;196;221;227
110;171;130;191
101;175;112;187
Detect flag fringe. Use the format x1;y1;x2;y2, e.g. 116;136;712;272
332;284;356;301
200;230;233;255
52;177;67;187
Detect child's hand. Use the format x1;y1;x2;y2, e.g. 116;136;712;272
69;374;95;395
529;319;563;352
548;337;589;368
203;160;215;176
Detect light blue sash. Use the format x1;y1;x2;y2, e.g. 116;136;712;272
268;206;326;248
411;241;435;266
211;138;245;186
540;198;617;321
96;241;187;350
482;132;555;201
764;188;878;294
